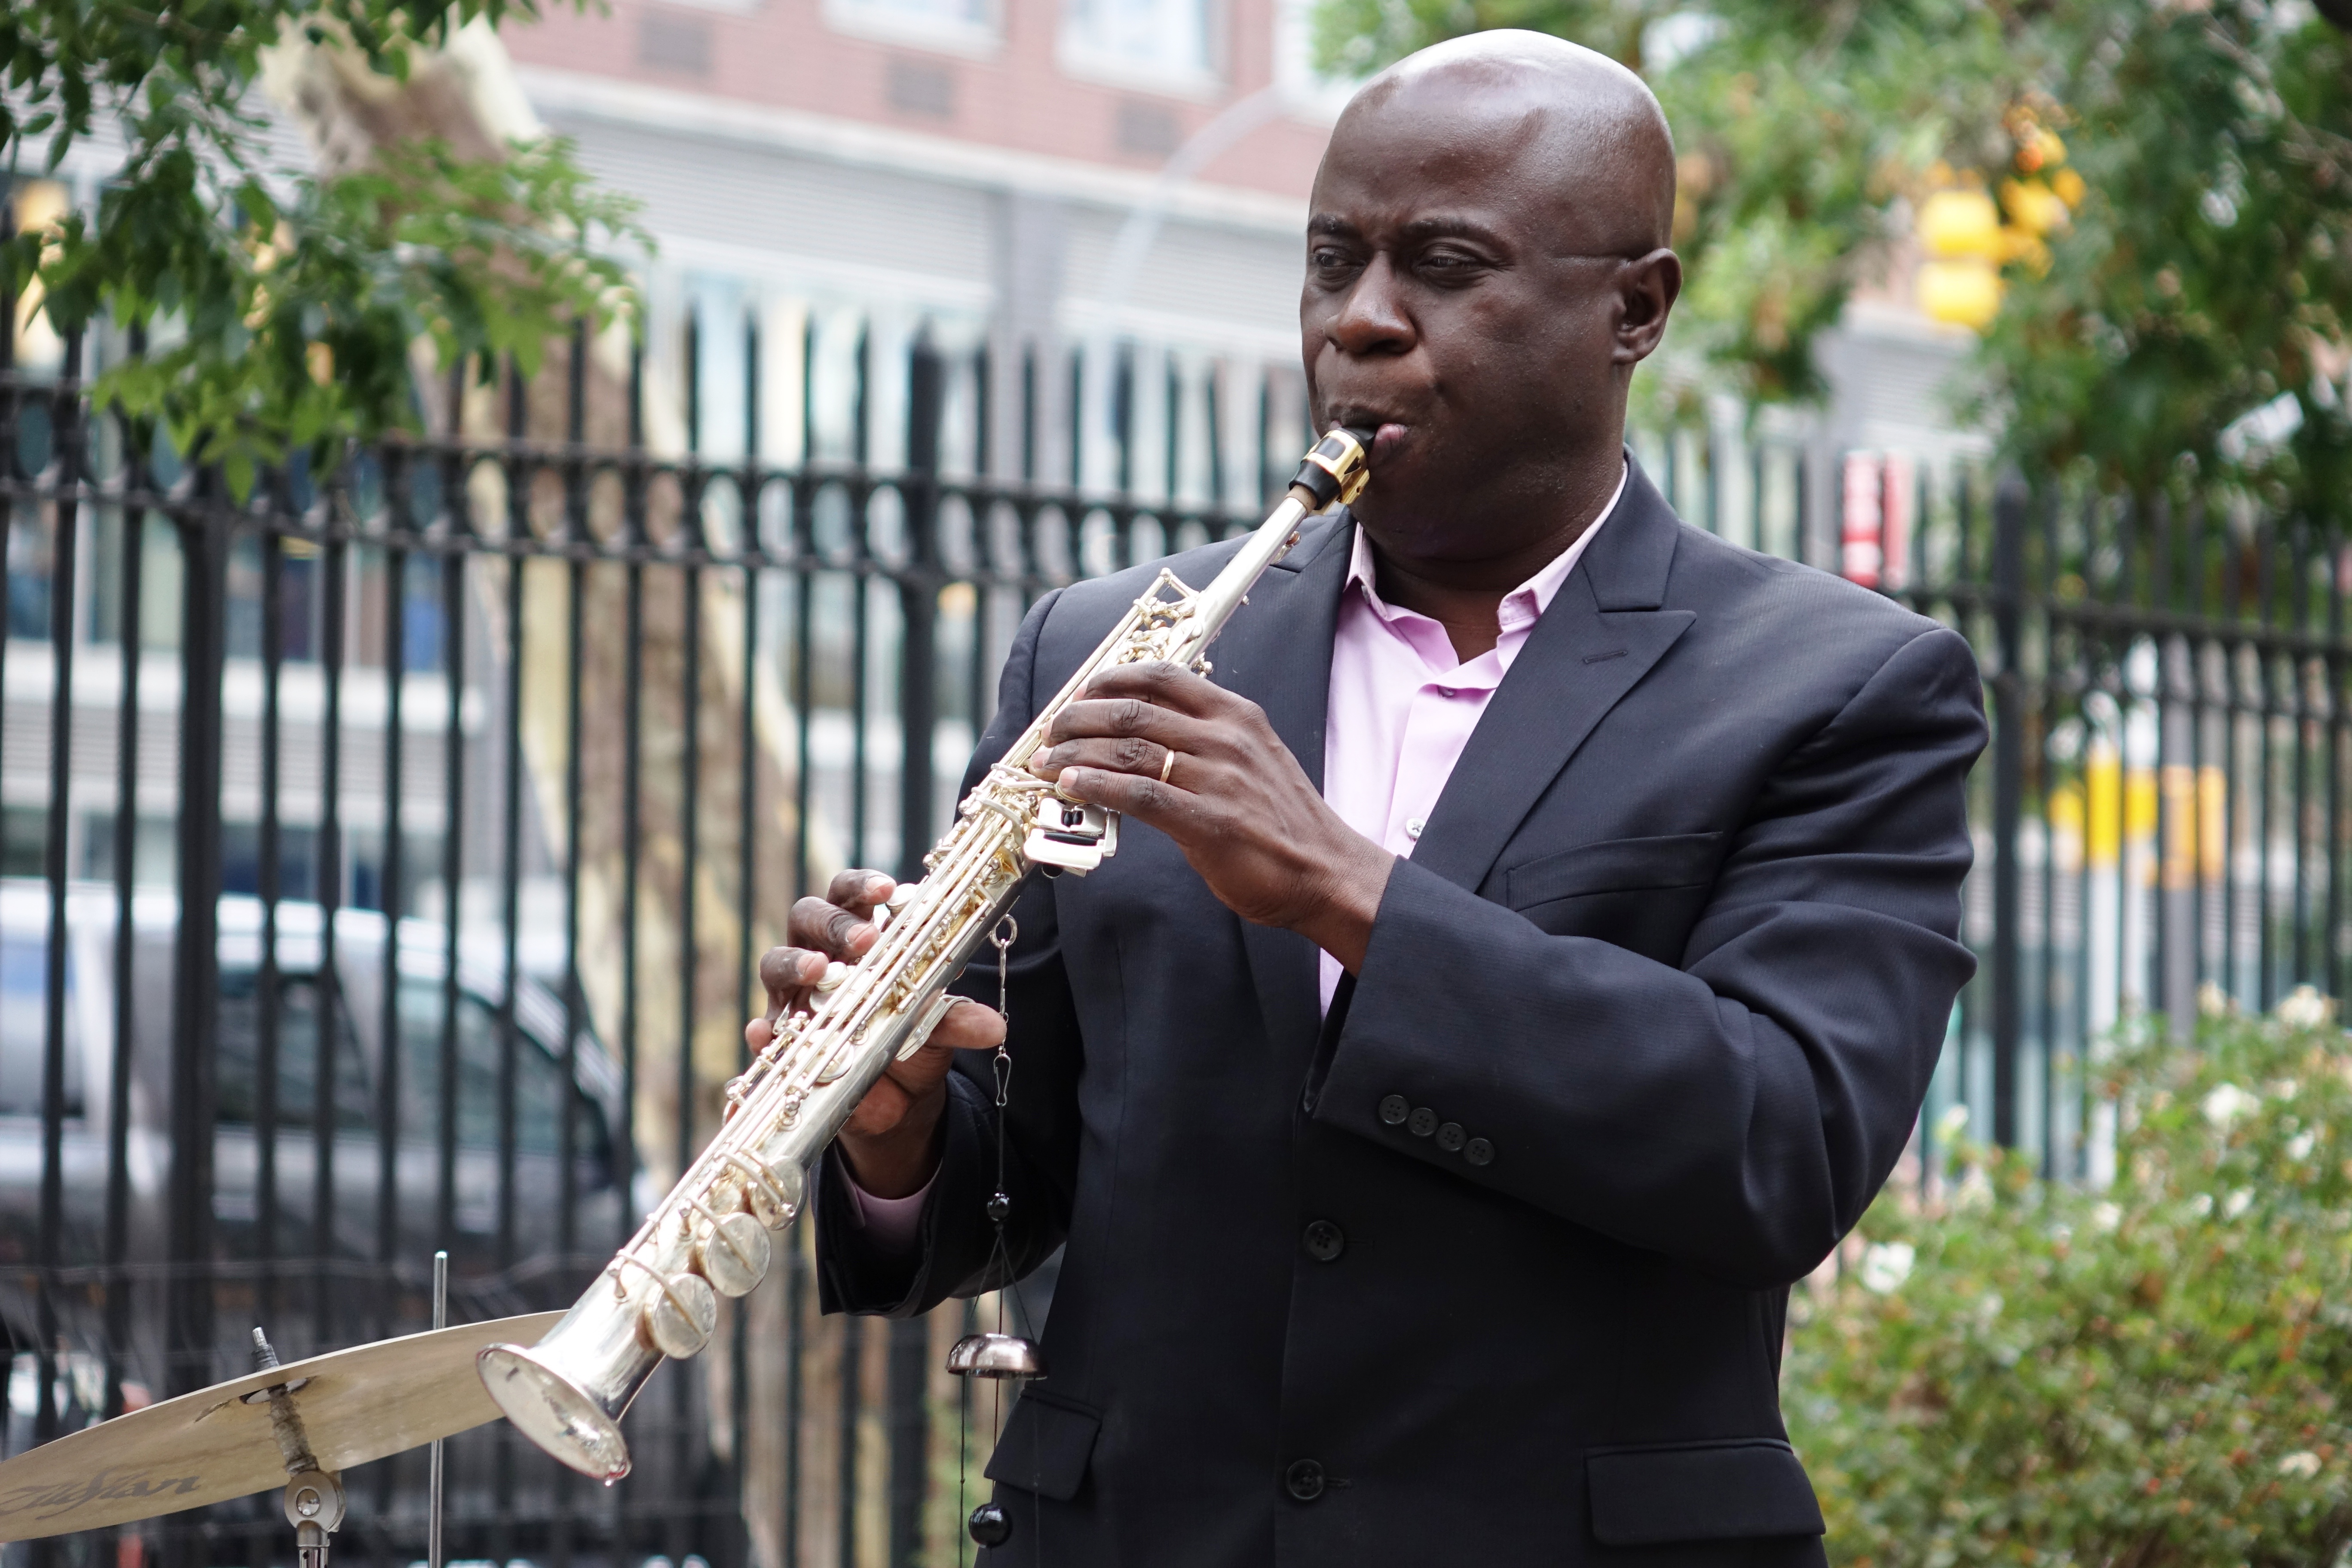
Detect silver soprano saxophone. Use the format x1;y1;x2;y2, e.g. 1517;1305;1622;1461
478;426;1373;1481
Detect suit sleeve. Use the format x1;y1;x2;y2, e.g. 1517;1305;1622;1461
1307;623;1984;1289
815;590;1088;1318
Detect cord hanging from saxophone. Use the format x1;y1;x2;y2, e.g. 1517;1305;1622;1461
956;916;1030;1552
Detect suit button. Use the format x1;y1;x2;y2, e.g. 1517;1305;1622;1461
1436;1122;1466;1152
1378;1095;1409;1126
1302;1220;1345;1262
1285;1459;1326;1501
1407;1106;1436;1137
1465;1137;1494;1166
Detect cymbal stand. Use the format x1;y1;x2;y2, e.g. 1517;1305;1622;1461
246;1328;345;1568
429;1251;448;1568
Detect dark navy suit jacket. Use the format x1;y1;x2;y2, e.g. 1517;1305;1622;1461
815;460;1985;1568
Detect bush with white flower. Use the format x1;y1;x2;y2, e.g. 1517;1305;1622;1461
1786;989;2352;1568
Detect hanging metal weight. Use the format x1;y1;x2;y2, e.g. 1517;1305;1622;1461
968;1502;1013;1548
946;919;1048;1383
951;915;1042;1552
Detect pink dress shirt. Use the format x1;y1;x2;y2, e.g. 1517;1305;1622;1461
1317;461;1625;1010
846;462;1628;1246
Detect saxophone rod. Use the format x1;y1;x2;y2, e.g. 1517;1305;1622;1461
996;425;1374;770
471;425;1373;1484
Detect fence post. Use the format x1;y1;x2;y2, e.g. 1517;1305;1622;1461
898;335;944;886
887;334;946;1568
34;338;87;1568
1991;473;2026;1148
166;480;227;1412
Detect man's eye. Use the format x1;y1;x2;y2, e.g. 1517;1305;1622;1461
1309;248;1360;272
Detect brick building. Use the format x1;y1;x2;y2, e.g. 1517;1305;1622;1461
501;0;1344;496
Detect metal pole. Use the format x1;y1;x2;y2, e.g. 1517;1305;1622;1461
900;335;944;885
1990;473;2026;1147
168;475;227;1397
886;334;946;1568
430;1248;448;1568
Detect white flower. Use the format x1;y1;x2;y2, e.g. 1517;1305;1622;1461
2278;1451;2322;1478
2192;1192;2215;1216
1935;1103;1971;1143
2092;1202;2124;1233
2288;1131;2317;1161
2203;1083;2259;1128
2270;1078;2302;1102
2198;983;2236;1019
2277;986;2335;1028
1858;1241;1915;1294
1975;1291;2004;1326
2223;1188;2254;1220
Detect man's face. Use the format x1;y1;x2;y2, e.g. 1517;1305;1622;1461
1302;79;1655;553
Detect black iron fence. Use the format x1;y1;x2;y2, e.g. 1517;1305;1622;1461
0;313;1277;1568
3;305;2348;1568
1883;468;2352;1183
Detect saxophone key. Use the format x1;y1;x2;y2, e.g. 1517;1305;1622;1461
696;1211;771;1298
895;991;961;1062
812;1039;856;1084
638;1272;718;1360
718;1150;802;1229
616;1252;719;1360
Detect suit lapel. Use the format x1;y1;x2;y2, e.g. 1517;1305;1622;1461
1410;462;1696;896
1206;512;1353;1056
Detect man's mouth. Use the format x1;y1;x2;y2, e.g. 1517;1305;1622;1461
1327;410;1412;468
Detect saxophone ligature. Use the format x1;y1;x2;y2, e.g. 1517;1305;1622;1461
475;426;1374;1480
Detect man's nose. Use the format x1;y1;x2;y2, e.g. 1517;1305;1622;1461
1325;254;1415;357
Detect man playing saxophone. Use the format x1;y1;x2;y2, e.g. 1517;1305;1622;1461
752;31;1984;1568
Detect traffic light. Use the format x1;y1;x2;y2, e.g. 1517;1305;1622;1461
1913;112;2083;331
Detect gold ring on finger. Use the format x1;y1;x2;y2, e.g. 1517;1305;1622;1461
1159;747;1179;786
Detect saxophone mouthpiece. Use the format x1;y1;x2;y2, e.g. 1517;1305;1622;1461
1290;426;1375;510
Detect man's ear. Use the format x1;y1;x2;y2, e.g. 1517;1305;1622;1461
1612;249;1682;365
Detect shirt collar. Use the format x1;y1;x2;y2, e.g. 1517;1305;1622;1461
1344;458;1629;631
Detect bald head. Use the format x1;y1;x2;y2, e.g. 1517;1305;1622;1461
1298;28;1684;588
1341;30;1677;256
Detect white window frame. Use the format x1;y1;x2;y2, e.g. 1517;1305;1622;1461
1057;0;1223;101
822;0;1001;61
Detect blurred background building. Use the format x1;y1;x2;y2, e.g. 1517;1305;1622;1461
502;0;1343;502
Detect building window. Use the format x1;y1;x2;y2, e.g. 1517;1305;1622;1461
825;0;997;59
637;12;714;76
886;58;957;118
1272;0;1357;119
1115;100;1181;157
1060;0;1216;95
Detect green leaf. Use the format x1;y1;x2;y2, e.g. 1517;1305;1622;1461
1307;0;2352;521
5;0;645;473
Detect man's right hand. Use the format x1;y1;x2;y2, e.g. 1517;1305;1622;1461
742;869;1008;1200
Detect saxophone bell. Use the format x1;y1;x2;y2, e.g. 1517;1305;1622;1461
945;1331;1048;1380
476;1158;810;1482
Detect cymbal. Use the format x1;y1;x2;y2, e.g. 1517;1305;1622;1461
0;1312;564;1542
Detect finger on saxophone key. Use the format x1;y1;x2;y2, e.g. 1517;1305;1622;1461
872;879;920;931
815;962;849;993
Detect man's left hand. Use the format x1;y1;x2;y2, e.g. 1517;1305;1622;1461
1035;662;1394;973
